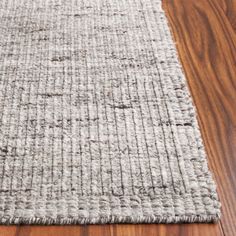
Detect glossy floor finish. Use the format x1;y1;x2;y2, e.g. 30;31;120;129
0;0;235;235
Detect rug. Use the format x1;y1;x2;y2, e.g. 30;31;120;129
0;0;221;224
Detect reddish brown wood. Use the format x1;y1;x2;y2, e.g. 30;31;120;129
0;0;235;235
163;0;236;235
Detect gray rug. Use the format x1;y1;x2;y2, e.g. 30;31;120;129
0;0;220;224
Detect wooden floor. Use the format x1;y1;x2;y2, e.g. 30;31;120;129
1;0;235;235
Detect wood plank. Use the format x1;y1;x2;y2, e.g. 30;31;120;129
0;0;234;235
163;0;236;235
1;224;222;236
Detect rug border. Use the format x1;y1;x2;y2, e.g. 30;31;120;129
0;214;220;225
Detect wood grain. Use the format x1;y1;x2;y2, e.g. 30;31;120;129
0;0;235;235
163;1;236;235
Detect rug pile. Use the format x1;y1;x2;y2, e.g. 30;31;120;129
0;0;220;224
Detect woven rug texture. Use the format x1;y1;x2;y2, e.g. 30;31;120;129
0;0;220;224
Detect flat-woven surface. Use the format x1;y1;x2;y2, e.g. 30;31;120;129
0;0;220;224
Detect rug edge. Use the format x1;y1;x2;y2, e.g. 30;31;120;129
0;214;221;225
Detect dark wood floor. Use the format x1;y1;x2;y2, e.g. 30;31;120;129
1;0;235;235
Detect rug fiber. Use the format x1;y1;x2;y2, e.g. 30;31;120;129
0;0;220;224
